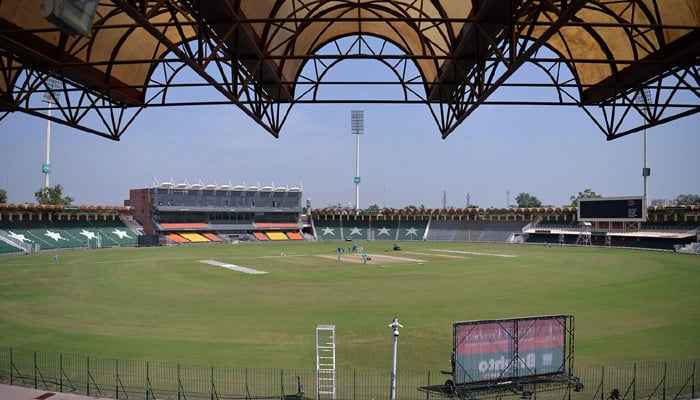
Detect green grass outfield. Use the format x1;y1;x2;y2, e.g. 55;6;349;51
0;241;698;370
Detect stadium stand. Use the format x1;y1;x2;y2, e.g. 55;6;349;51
0;239;22;254
397;219;428;240
130;183;302;240
342;217;370;240
0;204;140;251
202;233;223;242
371;220;399;240
426;220;527;242
524;232;697;250
314;219;342;240
678;242;700;254
180;233;210;243
253;232;269;241
265;232;288;241
425;220;464;241
313;217;429;241
286;232;304;240
0;222;138;250
311;205;700;250
342;218;371;240
166;233;189;243
525;212;699;249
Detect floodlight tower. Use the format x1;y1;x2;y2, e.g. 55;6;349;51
640;88;652;209
351;110;364;211
42;78;61;189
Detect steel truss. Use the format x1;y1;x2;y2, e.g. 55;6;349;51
0;0;698;140
420;315;580;400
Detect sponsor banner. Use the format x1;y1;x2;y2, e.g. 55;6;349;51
455;317;566;384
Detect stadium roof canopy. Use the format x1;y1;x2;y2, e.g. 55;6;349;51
0;0;698;140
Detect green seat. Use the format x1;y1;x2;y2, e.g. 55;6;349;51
0;240;21;254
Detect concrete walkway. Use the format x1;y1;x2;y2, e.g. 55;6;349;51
0;384;111;400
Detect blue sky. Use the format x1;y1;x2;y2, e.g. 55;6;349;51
1;43;698;209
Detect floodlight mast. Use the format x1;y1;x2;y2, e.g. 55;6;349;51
42;78;60;189
641;88;652;210
44;102;51;189
351;110;364;211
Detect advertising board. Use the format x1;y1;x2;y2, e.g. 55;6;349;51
453;316;567;385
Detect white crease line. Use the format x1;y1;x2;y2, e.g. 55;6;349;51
404;251;470;260
430;249;516;258
368;254;427;263
255;254;308;258
199;260;268;274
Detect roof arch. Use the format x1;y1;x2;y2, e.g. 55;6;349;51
0;0;697;140
291;33;429;101
0;0;197;104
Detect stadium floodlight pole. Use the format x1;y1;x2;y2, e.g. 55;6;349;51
388;317;403;400
41;78;60;189
351;110;364;211
640;88;653;210
44;102;51;189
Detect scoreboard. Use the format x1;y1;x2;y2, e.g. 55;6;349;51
578;196;646;222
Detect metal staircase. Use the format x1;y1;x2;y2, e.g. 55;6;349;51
119;214;143;235
315;325;336;400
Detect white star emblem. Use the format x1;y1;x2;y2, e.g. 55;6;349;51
45;230;64;241
405;227;418;237
112;229;131;239
79;230;97;240
8;231;32;243
321;227;335;236
349;227;362;236
377;227;391;236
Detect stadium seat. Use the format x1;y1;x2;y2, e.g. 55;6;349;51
314;219;342;240
286;232;304;240
202;233;223;242
265;231;288;241
180;233;210;243
0;218;139;250
0;240;22;254
253;232;269;241
166;233;189;243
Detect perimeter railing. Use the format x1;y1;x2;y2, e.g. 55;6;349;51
0;349;696;400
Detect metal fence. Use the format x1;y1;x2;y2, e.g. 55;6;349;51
0;349;696;400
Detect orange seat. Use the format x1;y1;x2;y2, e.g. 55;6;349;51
253;232;268;241
166;233;189;243
203;233;223;242
180;233;209;242
286;232;304;240
265;232;288;241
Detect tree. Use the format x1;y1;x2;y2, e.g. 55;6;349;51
365;204;380;213
515;192;542;208
570;188;601;207
34;184;73;205
0;188;6;203
676;194;700;206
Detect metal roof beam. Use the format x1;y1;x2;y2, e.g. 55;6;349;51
582;30;700;104
0;19;145;106
441;0;589;138
189;0;292;100
113;0;283;137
